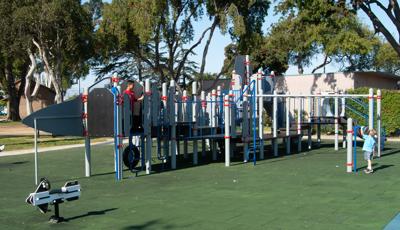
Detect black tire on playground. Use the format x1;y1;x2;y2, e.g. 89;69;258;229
123;145;141;169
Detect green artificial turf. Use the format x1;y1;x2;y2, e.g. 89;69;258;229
0;141;399;229
0;136;110;151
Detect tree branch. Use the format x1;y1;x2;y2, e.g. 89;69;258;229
174;26;212;80
359;2;400;57
199;18;218;82
368;0;400;33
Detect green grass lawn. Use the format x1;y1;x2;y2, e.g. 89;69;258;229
0;141;399;229
0;120;20;127
0;136;110;151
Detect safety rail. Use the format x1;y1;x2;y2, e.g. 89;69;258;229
348;97;368;109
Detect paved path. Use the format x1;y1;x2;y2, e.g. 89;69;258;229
0;122;50;136
0;140;114;157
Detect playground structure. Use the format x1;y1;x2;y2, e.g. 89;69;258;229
22;55;384;182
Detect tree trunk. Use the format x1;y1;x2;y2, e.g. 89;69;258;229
24;49;37;115
312;55;330;73
5;62;20;121
198;19;218;91
33;39;62;103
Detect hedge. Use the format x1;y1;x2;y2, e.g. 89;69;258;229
347;87;400;136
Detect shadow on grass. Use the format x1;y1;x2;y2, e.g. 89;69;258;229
357;163;378;171
65;208;118;222
89;138;378;178
122;219;187;229
356;164;394;173
373;164;394;172
12;161;29;165
381;149;400;158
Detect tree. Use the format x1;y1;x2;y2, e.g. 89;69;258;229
352;0;400;58
373;40;400;75
95;0;270;88
15;0;93;104
251;0;379;75
0;1;29;121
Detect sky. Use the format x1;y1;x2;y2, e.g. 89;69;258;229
67;0;396;96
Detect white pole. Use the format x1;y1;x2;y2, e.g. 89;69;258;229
307;97;312;150
83;88;91;177
224;95;231;166
145;79;152;174
368;88;374;129
175;91;180;156
347;118;353;173
258;75;264;159
341;96;346;149
115;84;123;181
245;55;250;85
170;80;176;169
229;91;235;158
192;82;198;165
182;90;188;159
334;89;339;151
316;91;321;147
217;86;221;128
229;90;236;139
297;98;302;152
34;119;38;185
243;93;249;162
211;89;217;161
286;95;291;155
273;90;278;157
201;91;206;157
377;89;382;157
162;82;169;162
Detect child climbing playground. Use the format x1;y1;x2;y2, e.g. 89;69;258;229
362;128;377;174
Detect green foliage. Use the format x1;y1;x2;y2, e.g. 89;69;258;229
373;41;400;75
348;87;400;135
250;0;380;75
96;0;270;82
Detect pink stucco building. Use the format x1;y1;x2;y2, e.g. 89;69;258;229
275;72;400;94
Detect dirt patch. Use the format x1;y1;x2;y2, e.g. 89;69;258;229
0;122;45;136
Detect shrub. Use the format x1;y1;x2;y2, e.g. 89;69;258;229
347;87;400;136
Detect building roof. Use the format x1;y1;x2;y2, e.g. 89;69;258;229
283;71;400;80
353;71;400;80
15;79;56;96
